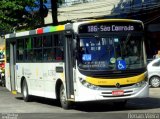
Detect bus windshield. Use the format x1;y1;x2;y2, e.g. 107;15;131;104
78;33;145;71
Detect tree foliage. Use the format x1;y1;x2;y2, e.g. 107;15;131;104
0;0;59;34
0;0;43;34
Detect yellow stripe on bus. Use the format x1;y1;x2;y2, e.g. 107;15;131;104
88;19;142;24
86;72;146;86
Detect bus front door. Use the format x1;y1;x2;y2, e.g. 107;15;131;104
64;33;74;100
9;42;17;94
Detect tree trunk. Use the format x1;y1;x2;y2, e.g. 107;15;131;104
51;0;58;25
40;0;44;25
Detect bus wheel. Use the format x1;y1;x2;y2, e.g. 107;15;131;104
60;84;71;109
22;80;30;102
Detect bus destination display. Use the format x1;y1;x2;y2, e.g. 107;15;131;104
88;25;134;32
79;22;143;33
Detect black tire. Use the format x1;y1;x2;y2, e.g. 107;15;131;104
22;80;30;102
59;84;71;109
2;77;5;87
2;80;5;87
150;76;160;88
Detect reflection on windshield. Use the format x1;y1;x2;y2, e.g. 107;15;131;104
78;34;145;71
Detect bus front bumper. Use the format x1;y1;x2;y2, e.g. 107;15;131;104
74;82;149;102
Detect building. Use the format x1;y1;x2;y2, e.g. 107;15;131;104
45;0;120;23
45;0;160;58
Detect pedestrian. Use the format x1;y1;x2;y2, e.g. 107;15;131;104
155;50;160;59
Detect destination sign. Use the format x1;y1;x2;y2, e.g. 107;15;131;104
78;22;143;33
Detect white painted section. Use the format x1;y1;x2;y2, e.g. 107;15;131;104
74;69;149;102
16;31;29;37
5;63;11;91
5;34;10;39
6;62;65;99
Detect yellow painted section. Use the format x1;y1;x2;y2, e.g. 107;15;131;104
56;25;65;31
11;90;17;95
60;73;65;81
86;73;146;86
88;19;142;24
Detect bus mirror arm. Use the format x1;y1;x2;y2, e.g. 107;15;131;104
73;39;77;50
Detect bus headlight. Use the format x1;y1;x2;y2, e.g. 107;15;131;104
79;78;100;90
135;80;146;87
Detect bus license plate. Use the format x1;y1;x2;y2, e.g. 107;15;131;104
112;90;124;96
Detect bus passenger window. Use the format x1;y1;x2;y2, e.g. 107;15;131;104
25;38;33;49
35;49;42;61
43;35;52;47
43;48;55;61
55;47;63;61
17;48;24;61
26;49;34;61
17;38;24;61
34;37;42;48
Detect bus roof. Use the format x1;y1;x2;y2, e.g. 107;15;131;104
5;25;65;39
5;19;143;39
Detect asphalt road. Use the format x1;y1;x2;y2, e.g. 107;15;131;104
0;86;160;119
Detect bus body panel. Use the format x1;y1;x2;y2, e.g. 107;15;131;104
15;62;65;99
5;63;11;91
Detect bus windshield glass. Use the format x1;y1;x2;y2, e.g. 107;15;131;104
78;33;145;71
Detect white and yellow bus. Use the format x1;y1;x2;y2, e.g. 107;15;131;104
5;19;149;109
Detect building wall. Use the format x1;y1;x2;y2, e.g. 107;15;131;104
44;0;121;24
44;0;160;58
44;0;160;24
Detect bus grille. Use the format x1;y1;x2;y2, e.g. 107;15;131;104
99;84;135;88
101;90;133;97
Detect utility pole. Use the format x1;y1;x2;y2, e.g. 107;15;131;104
51;0;58;25
40;0;45;25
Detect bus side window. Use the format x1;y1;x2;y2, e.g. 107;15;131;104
26;49;35;61
54;34;64;61
31;36;43;62
43;35;52;47
43;35;55;61
25;38;33;50
34;37;42;48
25;38;34;62
56;47;63;60
6;40;10;63
17;38;24;62
35;49;42;61
43;49;55;61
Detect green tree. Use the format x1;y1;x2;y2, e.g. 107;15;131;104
0;0;38;33
0;0;60;34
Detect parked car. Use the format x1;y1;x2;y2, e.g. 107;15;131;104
147;58;160;88
147;58;154;64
